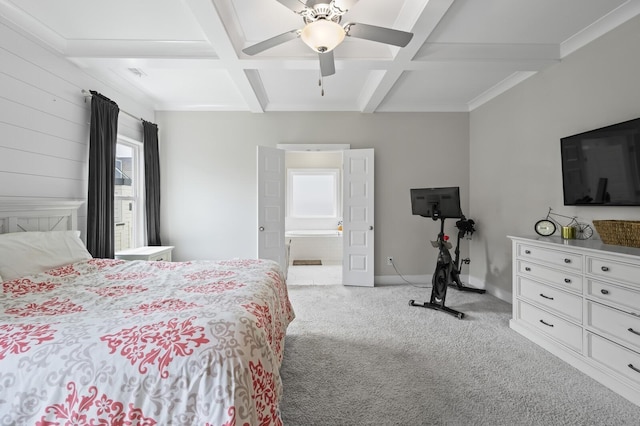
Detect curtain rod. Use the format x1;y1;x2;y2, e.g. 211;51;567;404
81;89;145;122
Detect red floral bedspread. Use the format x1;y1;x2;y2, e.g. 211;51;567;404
0;258;295;425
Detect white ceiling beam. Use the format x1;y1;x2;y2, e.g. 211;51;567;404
356;70;385;111
561;0;640;57
467;71;537;111
360;0;455;113
357;69;400;112
66;56;558;74
184;0;266;112
64;40;218;58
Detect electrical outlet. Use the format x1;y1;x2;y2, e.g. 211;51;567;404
386;256;393;266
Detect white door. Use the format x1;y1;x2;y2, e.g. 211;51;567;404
256;146;286;270
342;149;374;286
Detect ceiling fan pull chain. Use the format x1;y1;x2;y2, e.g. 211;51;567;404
319;72;325;96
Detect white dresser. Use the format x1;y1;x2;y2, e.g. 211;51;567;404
509;235;640;405
115;246;174;261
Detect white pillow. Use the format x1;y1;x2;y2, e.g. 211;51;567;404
0;230;92;281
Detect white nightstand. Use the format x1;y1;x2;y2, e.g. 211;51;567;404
115;246;174;261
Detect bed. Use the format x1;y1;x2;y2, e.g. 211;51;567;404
0;200;295;425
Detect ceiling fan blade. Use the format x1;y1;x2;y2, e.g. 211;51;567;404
333;0;359;12
345;23;413;47
319;50;335;77
242;30;301;56
275;0;308;13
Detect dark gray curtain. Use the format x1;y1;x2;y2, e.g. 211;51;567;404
87;91;119;258
143;120;162;246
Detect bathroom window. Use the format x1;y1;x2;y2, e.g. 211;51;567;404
288;169;340;218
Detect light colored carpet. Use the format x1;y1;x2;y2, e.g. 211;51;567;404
279;284;640;425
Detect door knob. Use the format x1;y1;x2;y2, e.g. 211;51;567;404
369;225;374;230
259;226;265;231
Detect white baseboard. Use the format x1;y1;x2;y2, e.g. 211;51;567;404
375;274;430;286
485;286;512;303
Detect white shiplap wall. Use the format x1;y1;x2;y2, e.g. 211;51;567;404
0;20;155;236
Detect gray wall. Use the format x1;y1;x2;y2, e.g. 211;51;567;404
156;111;470;281
469;15;640;301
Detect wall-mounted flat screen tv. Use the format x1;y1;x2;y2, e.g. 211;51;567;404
561;117;640;206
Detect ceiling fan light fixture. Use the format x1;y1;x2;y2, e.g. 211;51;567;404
300;19;345;53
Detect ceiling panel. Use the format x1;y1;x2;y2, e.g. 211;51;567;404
1;0;638;112
427;0;629;44
112;68;248;111
7;0;207;41
379;67;518;111
259;68;368;110
230;0;302;42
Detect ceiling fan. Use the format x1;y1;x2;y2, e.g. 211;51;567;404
242;0;414;78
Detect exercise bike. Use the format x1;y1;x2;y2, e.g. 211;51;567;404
408;187;485;319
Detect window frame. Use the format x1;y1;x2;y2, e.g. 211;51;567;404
114;135;145;250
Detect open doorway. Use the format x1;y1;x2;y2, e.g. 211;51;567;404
258;144;374;287
284;149;344;285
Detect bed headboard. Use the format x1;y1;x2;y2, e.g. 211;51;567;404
0;199;84;234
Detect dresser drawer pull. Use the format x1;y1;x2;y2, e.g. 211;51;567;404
628;328;640;337
601;266;610;272
564;258;571;264
628;364;640;374
564;278;571;284
601;289;610;295
525;267;531;272
539;319;554;327
525;250;531;254
539;293;554;300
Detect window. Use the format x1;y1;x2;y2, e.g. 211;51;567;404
114;137;144;252
288;169;340;218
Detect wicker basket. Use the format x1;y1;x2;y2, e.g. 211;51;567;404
592;220;640;248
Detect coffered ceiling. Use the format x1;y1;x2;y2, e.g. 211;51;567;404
1;0;639;112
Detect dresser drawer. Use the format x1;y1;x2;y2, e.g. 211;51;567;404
587;332;640;387
517;243;582;271
587;256;640;286
587;280;640;314
517;277;582;322
517;300;582;352
517;260;583;293
587;301;640;353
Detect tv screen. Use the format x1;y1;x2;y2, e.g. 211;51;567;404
561;118;640;206
410;187;462;219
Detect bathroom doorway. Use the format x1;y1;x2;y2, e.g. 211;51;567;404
284;148;344;285
257;144;375;286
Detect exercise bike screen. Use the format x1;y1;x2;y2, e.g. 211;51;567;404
410;187;463;219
